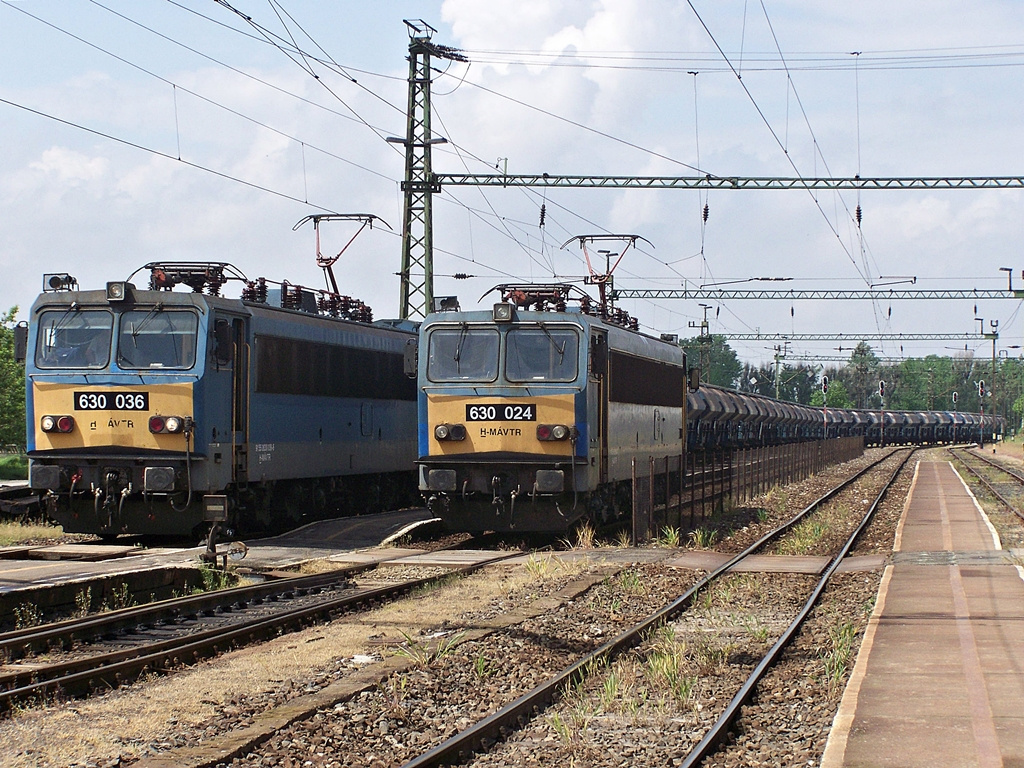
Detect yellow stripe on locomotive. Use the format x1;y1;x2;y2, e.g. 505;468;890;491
427;393;575;457
32;382;194;450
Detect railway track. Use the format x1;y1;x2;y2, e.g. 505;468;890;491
385;448;913;768
948;446;1024;523
0;550;518;714
0;483;40;521
188;449;907;768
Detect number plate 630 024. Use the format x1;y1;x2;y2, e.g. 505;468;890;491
465;403;536;421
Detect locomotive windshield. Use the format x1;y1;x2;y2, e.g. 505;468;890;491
116;309;199;369
35;309;113;369
427;326;499;382
505;327;579;382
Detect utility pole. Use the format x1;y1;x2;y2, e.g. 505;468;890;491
988;320;999;443
773;342;789;400
689;304;713;383
395;20;465;320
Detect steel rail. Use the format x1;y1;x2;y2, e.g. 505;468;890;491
964;447;1024;484
0;561;377;660
948;448;1024;524
400;448;910;768
679;447;914;767
0;552;520;712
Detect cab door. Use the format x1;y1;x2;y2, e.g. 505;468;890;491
588;331;609;484
230;318;249;483
210;315;249;485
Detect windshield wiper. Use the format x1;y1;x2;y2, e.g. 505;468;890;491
50;303;81;334
453;323;469;372
130;303;164;340
538;322;566;361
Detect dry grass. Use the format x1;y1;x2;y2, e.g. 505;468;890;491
0;522;66;547
0;565;549;768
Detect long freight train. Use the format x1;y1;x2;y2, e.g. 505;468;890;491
19;263;418;538
416;283;1002;533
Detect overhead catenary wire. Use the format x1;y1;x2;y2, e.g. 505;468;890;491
0;95;336;211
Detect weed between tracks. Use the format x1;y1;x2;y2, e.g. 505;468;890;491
392;629;465;669
820;620;858;694
688;526;718;549
525;552;585;579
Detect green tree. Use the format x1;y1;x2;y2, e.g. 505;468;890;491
681;334;742;389
837;342;881;408
0;307;26;448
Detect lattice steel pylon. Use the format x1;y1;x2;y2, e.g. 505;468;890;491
397;20;466;320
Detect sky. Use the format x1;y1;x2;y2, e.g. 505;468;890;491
2;0;1024;368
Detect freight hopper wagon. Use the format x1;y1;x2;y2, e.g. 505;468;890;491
416;284;693;533
21;263;418;538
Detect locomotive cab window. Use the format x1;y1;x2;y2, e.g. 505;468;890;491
117;309;198;370
426;326;500;382
505;327;579;382
35;309;113;369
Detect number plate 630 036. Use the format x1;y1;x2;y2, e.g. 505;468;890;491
74;391;150;411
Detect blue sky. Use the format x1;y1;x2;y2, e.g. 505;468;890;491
2;0;1024;366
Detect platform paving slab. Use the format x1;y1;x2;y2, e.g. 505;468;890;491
823;460;1024;768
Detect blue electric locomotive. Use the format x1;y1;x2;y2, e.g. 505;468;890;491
22;263;417;537
416;284;691;533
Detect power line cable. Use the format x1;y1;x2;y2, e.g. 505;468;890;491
0;95;334;210
4;0;396;185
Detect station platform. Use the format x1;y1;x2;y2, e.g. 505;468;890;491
823;460;1024;768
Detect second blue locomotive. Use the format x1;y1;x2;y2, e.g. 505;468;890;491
416;284;690;532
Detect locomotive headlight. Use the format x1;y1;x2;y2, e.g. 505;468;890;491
493;302;514;322
434;424;467;441
537;424;571;441
41;415;74;433
106;281;127;302
149;415;187;434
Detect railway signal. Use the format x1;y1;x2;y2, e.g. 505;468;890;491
822;376;829;394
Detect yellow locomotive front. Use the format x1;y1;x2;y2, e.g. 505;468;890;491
417;301;594;532
24;282;214;537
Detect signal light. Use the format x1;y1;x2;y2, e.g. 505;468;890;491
41;415;75;433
